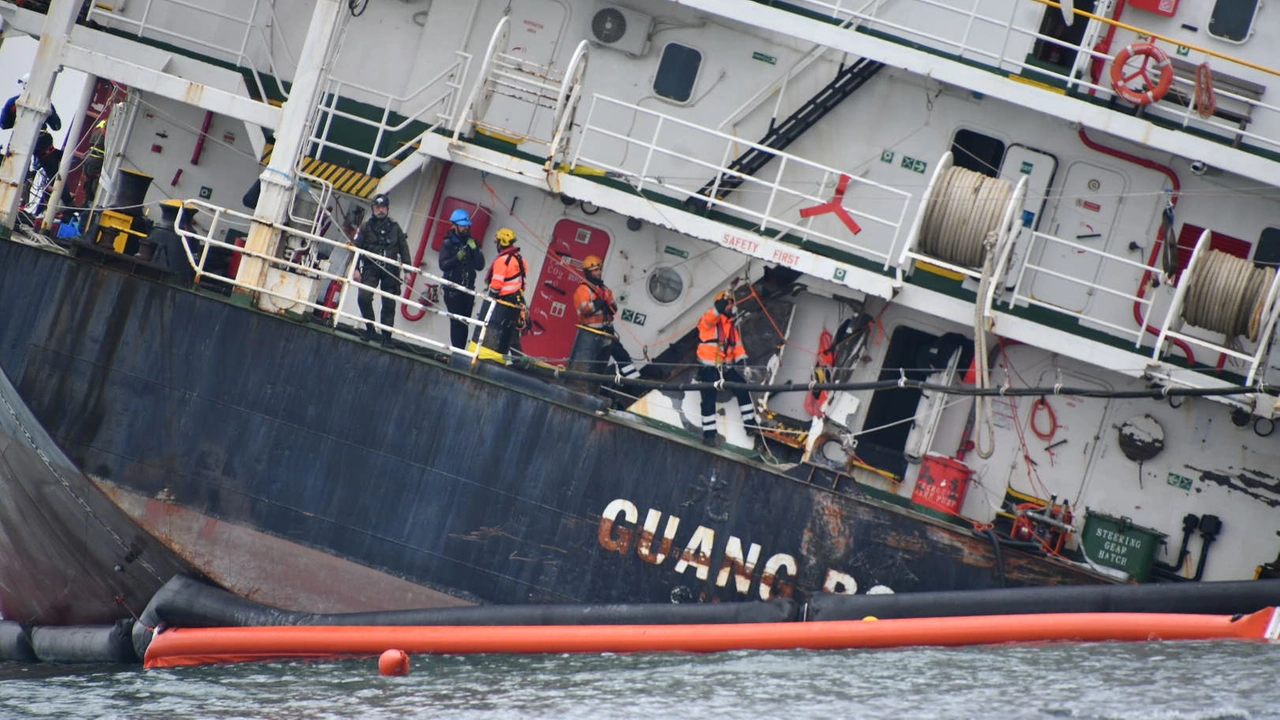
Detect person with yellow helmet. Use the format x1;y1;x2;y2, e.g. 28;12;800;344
81;117;108;205
478;227;527;357
695;289;757;446
568;254;638;383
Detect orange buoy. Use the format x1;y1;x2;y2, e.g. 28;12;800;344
378;649;410;676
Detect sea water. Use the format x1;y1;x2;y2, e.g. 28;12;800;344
1;641;1277;719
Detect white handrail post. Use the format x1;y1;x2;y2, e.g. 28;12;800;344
1153;228;1211;361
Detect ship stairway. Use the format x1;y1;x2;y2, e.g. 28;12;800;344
665;0;1280;189
448;17;590;168
692;57;885;208
76;0;471;199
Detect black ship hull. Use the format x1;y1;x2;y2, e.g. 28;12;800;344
0;240;1107;623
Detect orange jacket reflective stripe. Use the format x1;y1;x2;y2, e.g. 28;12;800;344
574;282;615;327
696;307;746;365
488;249;526;297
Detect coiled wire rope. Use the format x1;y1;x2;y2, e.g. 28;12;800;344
1181;250;1275;342
920;166;1014;268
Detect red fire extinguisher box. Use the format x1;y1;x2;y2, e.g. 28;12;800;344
1129;0;1179;17
911;454;973;516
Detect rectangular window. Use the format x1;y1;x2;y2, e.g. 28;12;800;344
654;43;702;103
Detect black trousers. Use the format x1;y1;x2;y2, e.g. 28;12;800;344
443;287;475;349
697;365;755;438
357;262;401;331
82;154;103;205
481;296;523;355
568;327;635;375
32;147;72;217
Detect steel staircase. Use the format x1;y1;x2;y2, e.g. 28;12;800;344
692;57;885;208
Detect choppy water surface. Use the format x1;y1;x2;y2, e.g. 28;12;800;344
1;641;1277;719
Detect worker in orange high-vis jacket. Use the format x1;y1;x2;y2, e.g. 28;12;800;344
696;290;758;446
568;254;639;381
479;227;527;356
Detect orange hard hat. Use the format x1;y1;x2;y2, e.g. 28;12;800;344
583;255;603;272
715;290;735;304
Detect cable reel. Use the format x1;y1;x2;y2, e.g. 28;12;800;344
919;166;1015;268
1180;250;1277;342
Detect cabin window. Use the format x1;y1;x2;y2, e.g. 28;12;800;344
653;43;702;103
647;266;684;304
1208;0;1260;44
951;129;1005;177
1255;228;1280;268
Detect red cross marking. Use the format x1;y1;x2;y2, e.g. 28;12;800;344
798;173;862;235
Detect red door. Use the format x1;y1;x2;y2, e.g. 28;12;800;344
522;219;611;363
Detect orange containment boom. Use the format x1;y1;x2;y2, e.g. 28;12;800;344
144;607;1280;668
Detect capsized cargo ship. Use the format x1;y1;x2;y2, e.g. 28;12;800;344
2;0;1280;625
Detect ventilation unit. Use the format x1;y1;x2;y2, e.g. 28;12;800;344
589;3;653;56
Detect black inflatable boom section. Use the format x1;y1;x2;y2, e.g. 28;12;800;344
133;575;799;659
806;579;1280;620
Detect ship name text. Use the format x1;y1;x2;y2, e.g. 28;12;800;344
597;498;859;600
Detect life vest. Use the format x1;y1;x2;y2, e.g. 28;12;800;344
488;247;526;298
89;120;107;159
804;328;836;417
574;281;616;327
696;307;746;366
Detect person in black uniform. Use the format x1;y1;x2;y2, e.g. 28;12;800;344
2;74;73;218
437;208;485;349
354;193;410;344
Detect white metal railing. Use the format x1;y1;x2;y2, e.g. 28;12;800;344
1153;229;1280;387
573;95;913;269
1008;229;1165;348
760;0;1280;154
172;200;496;360
453;17;591;160
309;53;471;176
86;0;299;107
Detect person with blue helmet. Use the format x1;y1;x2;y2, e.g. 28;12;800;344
438;207;485;349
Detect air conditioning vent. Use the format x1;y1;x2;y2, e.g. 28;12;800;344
589;3;653;56
592;8;627;44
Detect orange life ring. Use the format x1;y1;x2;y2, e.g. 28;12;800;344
1110;42;1173;106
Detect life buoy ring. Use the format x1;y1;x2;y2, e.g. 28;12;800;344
1110;42;1174;106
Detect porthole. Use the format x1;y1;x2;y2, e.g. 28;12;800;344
647;266;684;304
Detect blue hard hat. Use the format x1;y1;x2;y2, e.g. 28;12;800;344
450;209;472;226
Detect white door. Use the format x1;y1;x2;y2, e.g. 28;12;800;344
998;144;1058;291
1029;162;1126;313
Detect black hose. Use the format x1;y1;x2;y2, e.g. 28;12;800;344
507;357;1270;400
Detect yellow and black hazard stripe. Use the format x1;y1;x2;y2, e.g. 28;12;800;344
259;144;381;200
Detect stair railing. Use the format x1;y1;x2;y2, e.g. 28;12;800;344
85;0;299;106
308;52;471;177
